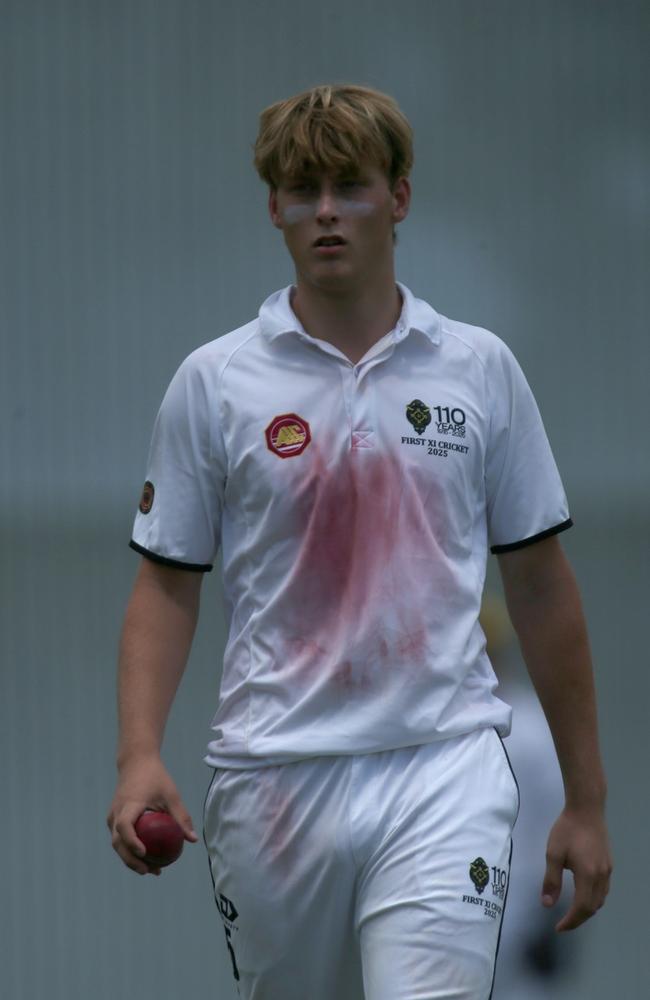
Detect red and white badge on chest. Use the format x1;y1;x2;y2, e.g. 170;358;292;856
265;413;312;458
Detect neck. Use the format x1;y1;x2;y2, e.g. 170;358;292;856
290;267;402;365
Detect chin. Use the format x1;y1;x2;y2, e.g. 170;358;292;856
307;269;359;292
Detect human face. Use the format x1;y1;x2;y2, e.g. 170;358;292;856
268;164;410;290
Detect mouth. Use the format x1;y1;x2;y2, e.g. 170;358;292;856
313;236;347;257
313;235;347;248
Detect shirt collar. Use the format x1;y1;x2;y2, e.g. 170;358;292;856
258;281;441;347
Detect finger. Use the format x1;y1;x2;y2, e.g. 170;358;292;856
556;871;597;932
166;797;199;842
110;831;152;876
111;812;153;874
116;814;149;857
541;853;564;907
112;832;163;876
599;867;612;905
589;866;612;915
559;850;613;931
556;897;595;932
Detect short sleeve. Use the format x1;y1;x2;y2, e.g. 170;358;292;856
129;354;226;571
485;342;572;554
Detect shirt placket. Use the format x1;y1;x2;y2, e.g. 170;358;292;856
303;331;401;451
338;350;393;452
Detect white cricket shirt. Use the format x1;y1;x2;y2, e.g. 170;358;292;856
130;282;572;768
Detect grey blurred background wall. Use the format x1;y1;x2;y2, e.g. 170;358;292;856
1;1;648;997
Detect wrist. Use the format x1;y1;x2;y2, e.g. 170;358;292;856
116;745;162;773
564;780;607;813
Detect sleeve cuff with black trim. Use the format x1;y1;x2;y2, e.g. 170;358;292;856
129;539;213;572
490;517;573;555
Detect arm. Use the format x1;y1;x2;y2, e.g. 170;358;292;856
106;557;204;875
497;535;612;931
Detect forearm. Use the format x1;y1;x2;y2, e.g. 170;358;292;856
500;542;606;809
116;560;201;770
499;538;612;930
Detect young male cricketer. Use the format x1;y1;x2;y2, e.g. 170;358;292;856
107;84;612;999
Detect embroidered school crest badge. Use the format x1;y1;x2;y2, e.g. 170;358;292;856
265;413;311;458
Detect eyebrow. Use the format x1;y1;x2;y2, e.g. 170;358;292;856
284;170;367;186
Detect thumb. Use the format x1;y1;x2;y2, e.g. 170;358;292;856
542;852;564;907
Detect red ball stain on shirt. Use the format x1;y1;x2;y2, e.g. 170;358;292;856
277;444;453;690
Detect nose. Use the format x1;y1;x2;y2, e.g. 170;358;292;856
315;183;339;221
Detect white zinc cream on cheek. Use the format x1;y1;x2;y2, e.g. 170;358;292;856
281;199;376;225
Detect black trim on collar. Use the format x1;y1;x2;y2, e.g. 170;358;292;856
490;518;573;554
129;539;213;572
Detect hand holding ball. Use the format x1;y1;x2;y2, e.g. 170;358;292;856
135;811;185;868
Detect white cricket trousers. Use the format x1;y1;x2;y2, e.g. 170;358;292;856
203;728;519;1000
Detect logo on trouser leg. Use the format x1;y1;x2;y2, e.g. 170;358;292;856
469;857;489;894
218;893;240;982
490;864;508;900
462;857;508;919
219;893;239;923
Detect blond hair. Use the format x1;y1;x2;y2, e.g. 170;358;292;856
253;84;413;191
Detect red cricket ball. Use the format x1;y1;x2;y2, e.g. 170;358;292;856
135;810;185;868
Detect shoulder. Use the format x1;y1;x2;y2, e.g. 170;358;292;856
176;318;262;383
156;319;263;422
438;314;518;372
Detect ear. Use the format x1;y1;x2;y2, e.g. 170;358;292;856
391;177;411;225
268;188;283;230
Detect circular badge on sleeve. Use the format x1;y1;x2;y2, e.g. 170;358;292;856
139;480;155;514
